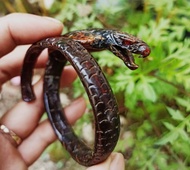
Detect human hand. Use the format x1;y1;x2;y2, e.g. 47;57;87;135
86;152;125;170
0;13;125;170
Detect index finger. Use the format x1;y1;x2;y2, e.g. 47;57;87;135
0;13;63;57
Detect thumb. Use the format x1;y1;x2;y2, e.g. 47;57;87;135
86;152;125;170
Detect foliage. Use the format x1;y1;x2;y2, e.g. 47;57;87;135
1;0;190;169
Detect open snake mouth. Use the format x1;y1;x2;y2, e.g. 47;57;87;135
110;45;139;70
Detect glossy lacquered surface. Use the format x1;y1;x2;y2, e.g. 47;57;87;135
21;29;150;166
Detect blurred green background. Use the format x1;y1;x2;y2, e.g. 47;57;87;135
1;0;190;170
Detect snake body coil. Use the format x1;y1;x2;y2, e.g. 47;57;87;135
21;29;150;166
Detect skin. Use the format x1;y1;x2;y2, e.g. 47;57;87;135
0;13;125;170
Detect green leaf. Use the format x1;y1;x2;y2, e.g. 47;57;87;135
179;129;189;142
163;122;175;131
155;131;179;146
138;79;157;102
186;123;190;133
166;107;184;121
126;81;135;95
144;83;157;102
175;97;190;112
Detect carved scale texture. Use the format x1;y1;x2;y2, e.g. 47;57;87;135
21;37;120;166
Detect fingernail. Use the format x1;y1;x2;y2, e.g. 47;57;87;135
70;97;85;106
110;153;125;170
43;16;63;25
10;76;21;86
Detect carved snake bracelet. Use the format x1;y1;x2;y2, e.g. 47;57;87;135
20;29;151;166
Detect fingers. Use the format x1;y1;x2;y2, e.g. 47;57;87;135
0;97;86;168
87;155;112;170
1;64;84;166
110;153;125;170
18;97;86;166
0;65;78;139
0;133;27;170
0;45;48;86
0;45;77;87
86;153;125;170
0;13;63;85
1;78;45;139
60;66;77;87
0;13;63;57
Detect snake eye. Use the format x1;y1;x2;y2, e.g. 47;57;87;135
139;45;151;57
